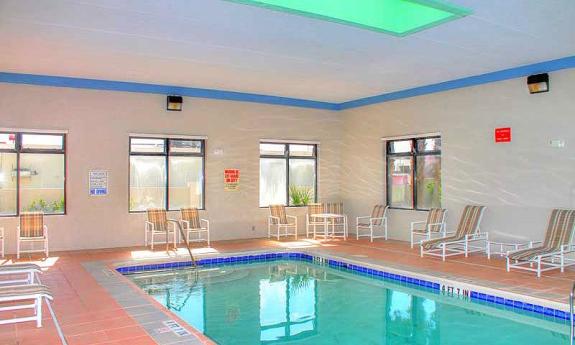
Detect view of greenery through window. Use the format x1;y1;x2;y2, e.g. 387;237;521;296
0;133;66;216
387;137;441;210
259;143;317;207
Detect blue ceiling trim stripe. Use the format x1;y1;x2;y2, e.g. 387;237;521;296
339;55;575;110
0;72;340;111
1;56;574;112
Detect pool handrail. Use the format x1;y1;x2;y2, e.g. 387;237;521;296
571;281;575;345
168;219;197;268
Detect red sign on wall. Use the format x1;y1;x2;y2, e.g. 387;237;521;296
224;169;240;191
495;127;511;143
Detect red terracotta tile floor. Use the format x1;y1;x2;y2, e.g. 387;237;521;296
0;238;573;344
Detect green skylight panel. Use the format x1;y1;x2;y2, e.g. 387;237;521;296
228;0;471;36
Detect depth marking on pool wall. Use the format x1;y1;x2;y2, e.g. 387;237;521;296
441;284;471;300
163;320;191;337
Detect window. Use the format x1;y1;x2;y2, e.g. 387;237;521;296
259;142;317;207
129;137;205;212
386;136;441;210
0;132;66;216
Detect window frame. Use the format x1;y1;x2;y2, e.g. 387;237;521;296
259;142;318;208
0;131;67;217
385;136;441;211
128;136;206;213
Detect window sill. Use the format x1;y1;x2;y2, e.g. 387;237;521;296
129;209;206;214
0;213;66;218
387;207;432;212
259;205;311;209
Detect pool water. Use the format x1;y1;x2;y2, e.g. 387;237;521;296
127;260;569;345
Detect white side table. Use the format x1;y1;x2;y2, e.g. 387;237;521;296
486;240;530;259
310;213;346;240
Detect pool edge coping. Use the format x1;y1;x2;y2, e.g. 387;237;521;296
111;249;571;317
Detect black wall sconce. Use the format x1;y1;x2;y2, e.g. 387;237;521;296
167;95;183;111
527;73;549;94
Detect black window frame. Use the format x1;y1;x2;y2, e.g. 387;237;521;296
0;131;67;217
259;142;318;208
386;136;441;211
128;136;206;213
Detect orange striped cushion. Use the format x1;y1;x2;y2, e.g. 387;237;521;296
20;212;44;238
269;205;288;224
181;208;201;229
147;208;168;232
426;208;446;232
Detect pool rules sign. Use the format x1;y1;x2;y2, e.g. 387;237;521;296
224;169;240;191
89;170;108;196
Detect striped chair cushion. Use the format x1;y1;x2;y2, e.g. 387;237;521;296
371;205;388;226
426;208;447;232
0;284;52;299
325;202;344;224
358;205;388;227
422;205;485;250
307;203;324;216
181;208;201;229
269;205;288;224
508;209;575;261
454;205;486;238
307;203;324;223
19;212;44;238
147;208;168;232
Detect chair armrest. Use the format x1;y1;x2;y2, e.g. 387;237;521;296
410;221;425;230
201;219;209;229
426;222;444;232
529;240;543;247
145;221;154;231
43;225;48;237
287;215;297;223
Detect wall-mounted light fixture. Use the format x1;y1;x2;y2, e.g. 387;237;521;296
166;95;183;111
527;73;549;94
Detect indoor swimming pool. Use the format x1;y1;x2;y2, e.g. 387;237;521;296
123;256;569;345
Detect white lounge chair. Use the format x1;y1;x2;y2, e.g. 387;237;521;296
145;208;178;250
0;263;42;286
420;205;487;261
410;208;448;248
506;209;575;277
17;212;49;259
268;205;297;240
356;205;388;242
180;208;210;246
0;284;53;327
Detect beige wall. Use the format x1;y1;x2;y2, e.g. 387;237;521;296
341;69;575;243
0;84;342;252
1;68;574;252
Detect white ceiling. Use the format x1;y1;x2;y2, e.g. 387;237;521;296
0;0;574;103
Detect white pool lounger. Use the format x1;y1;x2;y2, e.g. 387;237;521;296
0;284;53;327
0;263;42;285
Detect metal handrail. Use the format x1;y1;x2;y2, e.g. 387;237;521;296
168;220;197;268
570;281;575;345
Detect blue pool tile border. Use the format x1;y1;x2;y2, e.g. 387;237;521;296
115;252;571;322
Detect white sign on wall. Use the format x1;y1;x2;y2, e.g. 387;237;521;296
89;170;108;196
